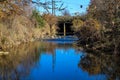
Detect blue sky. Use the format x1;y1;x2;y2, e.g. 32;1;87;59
37;0;90;15
61;0;90;15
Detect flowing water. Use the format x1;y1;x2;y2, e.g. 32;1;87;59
0;38;119;80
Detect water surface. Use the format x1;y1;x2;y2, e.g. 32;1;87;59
0;40;119;80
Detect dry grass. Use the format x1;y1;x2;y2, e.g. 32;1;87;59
0;14;57;50
76;18;102;43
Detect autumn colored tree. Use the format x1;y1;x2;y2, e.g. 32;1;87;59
77;18;101;45
88;0;120;27
72;18;84;31
43;13;58;36
86;0;120;54
0;0;31;17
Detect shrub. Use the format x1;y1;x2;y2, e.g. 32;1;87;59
77;18;101;43
72;18;84;31
43;13;58;36
32;10;45;28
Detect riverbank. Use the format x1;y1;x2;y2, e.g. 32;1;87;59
0;15;58;51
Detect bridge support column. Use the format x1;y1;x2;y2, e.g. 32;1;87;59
64;23;66;36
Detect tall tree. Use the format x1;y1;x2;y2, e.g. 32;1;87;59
88;0;120;54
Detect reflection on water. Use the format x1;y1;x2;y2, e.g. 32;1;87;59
79;53;120;80
0;41;119;80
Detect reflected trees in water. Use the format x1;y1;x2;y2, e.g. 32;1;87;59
78;52;120;80
0;41;77;80
0;42;42;80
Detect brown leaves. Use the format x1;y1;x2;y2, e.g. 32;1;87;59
89;0;120;22
76;18;101;42
0;0;7;3
72;18;84;31
0;0;32;19
43;13;58;26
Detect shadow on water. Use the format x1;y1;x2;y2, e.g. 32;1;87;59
0;40;119;80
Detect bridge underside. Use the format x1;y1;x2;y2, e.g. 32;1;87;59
57;22;74;36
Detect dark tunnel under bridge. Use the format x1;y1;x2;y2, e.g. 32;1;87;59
57;20;74;36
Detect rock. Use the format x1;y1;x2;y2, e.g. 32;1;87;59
51;36;55;39
78;47;84;51
86;44;89;47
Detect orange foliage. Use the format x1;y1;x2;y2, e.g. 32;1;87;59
0;0;32;19
43;13;58;35
43;13;58;26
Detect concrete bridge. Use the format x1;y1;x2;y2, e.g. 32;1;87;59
57;17;74;36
